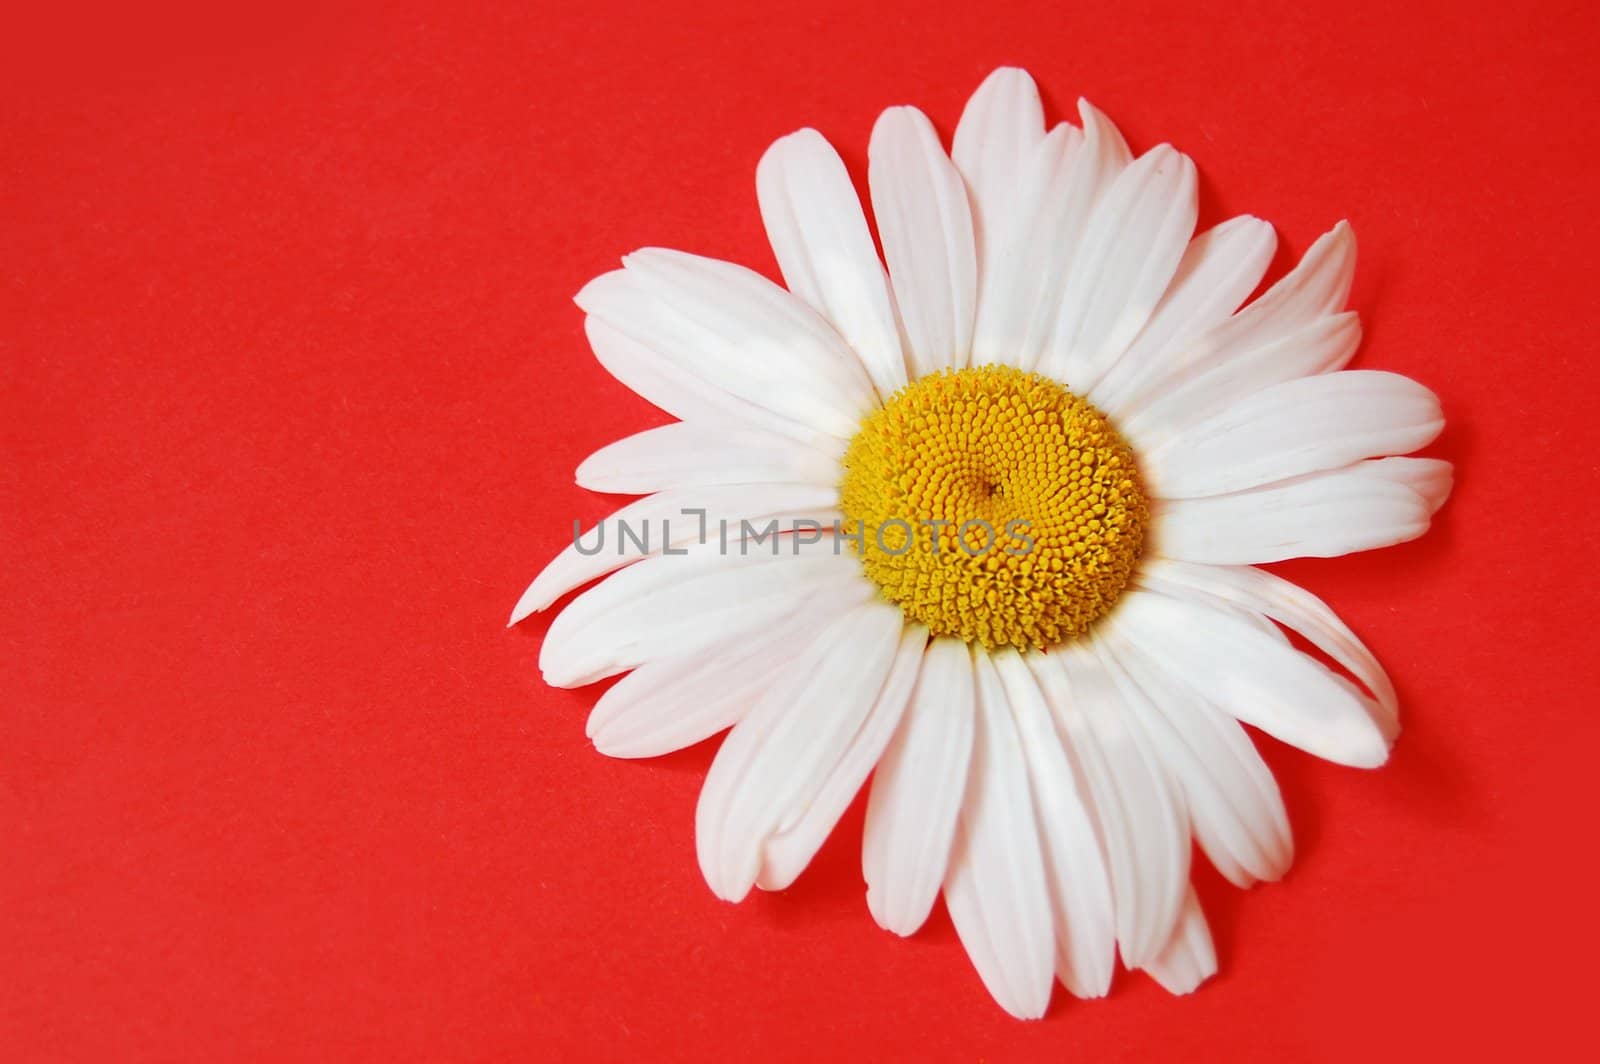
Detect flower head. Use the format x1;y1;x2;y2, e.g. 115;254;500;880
512;67;1449;1018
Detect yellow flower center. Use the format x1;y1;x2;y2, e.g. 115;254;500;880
839;365;1148;650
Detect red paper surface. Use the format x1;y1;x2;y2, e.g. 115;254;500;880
6;1;1598;1059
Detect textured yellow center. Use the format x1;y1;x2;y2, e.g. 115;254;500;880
839;365;1148;650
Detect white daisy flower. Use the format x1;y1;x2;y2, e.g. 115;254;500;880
511;67;1449;1018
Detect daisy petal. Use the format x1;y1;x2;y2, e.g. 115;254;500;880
585;584;865;758
512;482;838;622
1120;221;1359;439
757;129;908;398
1151;465;1433;565
577;250;874;438
1030;647;1189;969
576;421;843;494
1136;557;1400;729
983;102;1131;370
584;317;816;441
1124;312;1362;451
587;637;789;759
1090;216;1277;419
1143;887;1217;995
869;106;977;375
863;637;977;936
695;600;904;902
1099;628;1293;887
1040;144;1199;393
539;539;864;687
518;73;1449;1018
1238;219;1358;324
758;624;929;890
992;649;1116;999
1356;456;1453;514
943;650;1056;1019
951;67;1046;278
1147;370;1445;499
1110;589;1392;768
968;123;1081;366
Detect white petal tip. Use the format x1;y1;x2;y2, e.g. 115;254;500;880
757;129;817;175
1425;464;1454;514
995;994;1050;1021
507;596;544;627
1058;958;1115;1000
509;560;574;623
703;874;755;905
771;126;825;149
867;906;925;939
1146;936;1217;994
1313;715;1393;769
538;652;596;690
875;103;925;127
573;269;626;313
1149;966;1216;996
1347;722;1396;769
1059;978;1112;1001
977;66;1037;91
1356;747;1393;770
589;734;644;759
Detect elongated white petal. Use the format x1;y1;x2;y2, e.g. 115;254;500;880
576;421;843;495
1040;144;1199;392
584;317;816;441
869;106;977;375
944;651;1056;1019
586;582;864;758
1187;219;1357;358
539;539;865;687
577;251;874;438
1090;216;1278;419
1099;628;1293;887
1357;455;1453;514
968;124;1080;366
1110;589;1392;768
1143;887;1217;995
757;129;908;398
1147;370;1445;499
1028;647;1188;968
511;482;838;622
992;650;1115;998
952;67;1046;278
1120;221;1358;432
982;102;1130;370
587;637;789;759
1123;312;1362;452
1151;465;1432;565
696;600;904;902
1136;557;1400;729
864;637;976;936
1240;219;1358;324
759;624;928;890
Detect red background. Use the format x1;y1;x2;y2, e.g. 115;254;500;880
6;1;1598;1059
